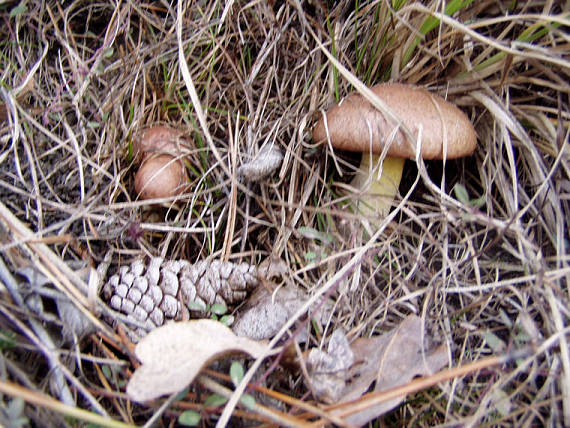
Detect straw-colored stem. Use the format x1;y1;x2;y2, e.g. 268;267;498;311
350;154;405;221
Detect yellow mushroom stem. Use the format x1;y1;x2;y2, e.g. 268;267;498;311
350;153;405;221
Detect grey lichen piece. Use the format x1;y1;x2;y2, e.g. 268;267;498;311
237;144;283;182
104;258;261;334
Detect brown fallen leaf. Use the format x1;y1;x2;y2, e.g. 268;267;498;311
305;329;355;403
305;315;449;425
17;264;95;342
232;286;333;341
127;319;268;402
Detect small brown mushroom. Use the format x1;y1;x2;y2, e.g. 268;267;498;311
313;83;477;220
133;125;185;161
134;155;187;200
132;125;190;200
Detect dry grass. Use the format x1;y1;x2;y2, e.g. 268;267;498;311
0;0;568;426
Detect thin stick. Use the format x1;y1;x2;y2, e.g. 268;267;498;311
199;375;312;428
0;380;134;428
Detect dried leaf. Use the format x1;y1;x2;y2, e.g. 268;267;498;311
232;286;332;341
306;329;354;403
345;317;449;425
127;319;267;402
17;265;94;342
237;145;283;182
55;298;94;342
305;315;449;425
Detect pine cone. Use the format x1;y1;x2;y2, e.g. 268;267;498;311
104;258;260;334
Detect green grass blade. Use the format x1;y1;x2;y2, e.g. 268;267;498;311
459;14;568;77
401;0;474;68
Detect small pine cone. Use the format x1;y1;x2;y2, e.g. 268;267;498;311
103;258;260;334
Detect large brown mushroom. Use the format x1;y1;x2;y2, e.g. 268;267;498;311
313;83;477;220
133;125;190;200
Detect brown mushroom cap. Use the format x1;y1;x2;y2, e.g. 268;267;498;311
313;83;476;160
133;126;185;160
134;155;188;200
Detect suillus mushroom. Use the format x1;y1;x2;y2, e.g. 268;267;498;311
133;125;185;161
132;125;190;200
134;155;187;200
313;83;477;222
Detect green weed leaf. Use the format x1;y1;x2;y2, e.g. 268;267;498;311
240;394;256;410
203;393;228;408
101;365;112;380
304;251;317;262
178;410;201;426
454;183;485;208
402;0;474;67
174;386;190;401
187;301;207;312
230;361;244;387
298;226;334;244
220;314;234;327
210;303;228;315
454;183;470;205
9;5;27;18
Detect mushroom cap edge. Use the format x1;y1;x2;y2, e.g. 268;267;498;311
313;83;477;160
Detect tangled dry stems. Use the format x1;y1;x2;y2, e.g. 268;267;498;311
0;0;568;426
